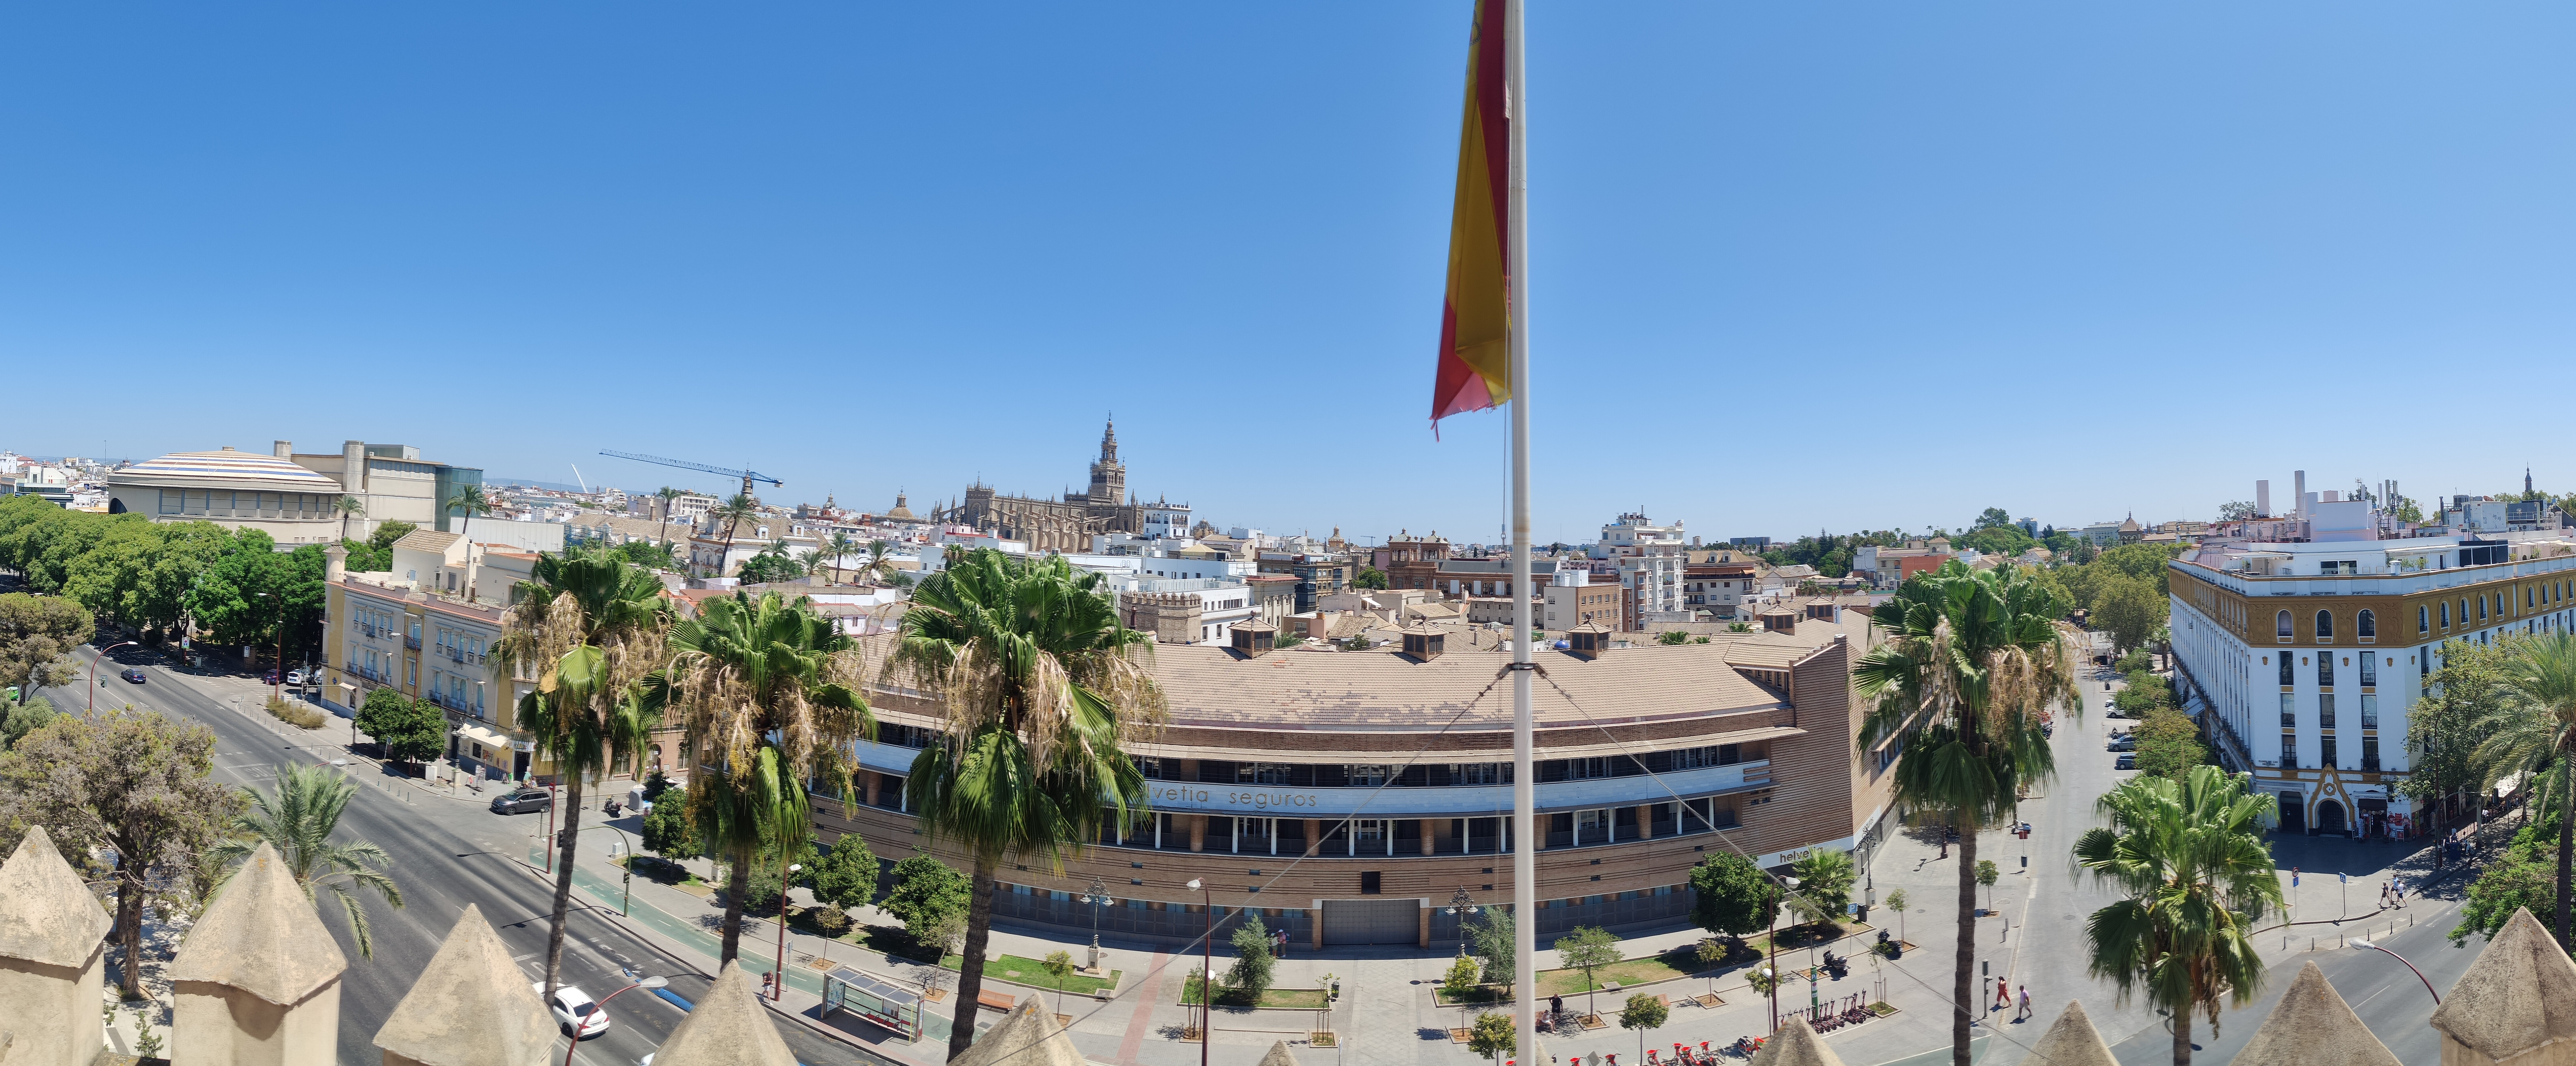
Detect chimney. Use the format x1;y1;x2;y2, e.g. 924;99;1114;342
1231;619;1276;659
2256;479;2271;518
2293;470;2307;519
272;440;292;458
342;440;367;498
1566;622;1610;660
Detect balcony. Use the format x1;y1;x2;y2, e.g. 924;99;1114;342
404;635;422;650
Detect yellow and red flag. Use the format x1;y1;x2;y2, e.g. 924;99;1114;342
1431;0;1511;427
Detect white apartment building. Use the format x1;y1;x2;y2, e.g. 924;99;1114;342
2168;532;2576;838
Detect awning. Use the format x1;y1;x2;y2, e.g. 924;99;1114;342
453;724;512;749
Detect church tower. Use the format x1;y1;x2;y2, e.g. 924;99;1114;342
1087;418;1127;506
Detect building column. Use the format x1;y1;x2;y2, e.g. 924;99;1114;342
862;772;880;807
1430;817;1454;855
1304;818;1321;856
1529;814;1544;851
1189;815;1207;853
1635;804;1657;841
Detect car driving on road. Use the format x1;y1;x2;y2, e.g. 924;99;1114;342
532;982;611;1038
490;787;552;814
119;668;147;684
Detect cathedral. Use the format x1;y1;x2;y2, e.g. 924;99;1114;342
931;420;1189;552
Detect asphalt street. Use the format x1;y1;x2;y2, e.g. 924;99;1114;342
38;642;869;1066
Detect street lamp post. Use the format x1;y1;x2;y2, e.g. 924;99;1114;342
256;591;284;704
2348;938;2441;1004
1186;878;1212;1057
1080;878;1110;972
563;975;668;1066
1446;887;1481;1031
773;860;803;1000
88;642;138;713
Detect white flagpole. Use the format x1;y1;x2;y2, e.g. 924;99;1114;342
1504;0;1536;1062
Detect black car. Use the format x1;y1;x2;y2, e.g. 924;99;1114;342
491;787;552;814
2114;753;2137;771
119;668;147;684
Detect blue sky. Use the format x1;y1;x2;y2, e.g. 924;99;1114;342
6;4;2574;545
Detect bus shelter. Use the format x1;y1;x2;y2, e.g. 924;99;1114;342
823;966;925;1042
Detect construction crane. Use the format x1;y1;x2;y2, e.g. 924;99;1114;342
598;450;784;501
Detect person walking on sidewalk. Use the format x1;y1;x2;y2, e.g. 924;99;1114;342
2016;985;2031;1022
1995;980;2010;1013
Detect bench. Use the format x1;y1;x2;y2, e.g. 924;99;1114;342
978;988;1016;1012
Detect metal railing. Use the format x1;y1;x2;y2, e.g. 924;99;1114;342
404;635;422;650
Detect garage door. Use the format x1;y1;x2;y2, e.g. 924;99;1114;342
1321;898;1419;946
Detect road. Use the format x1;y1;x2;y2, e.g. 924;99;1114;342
39;643;869;1066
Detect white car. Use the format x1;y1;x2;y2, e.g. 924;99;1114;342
284;670;308;686
532;982;612;1039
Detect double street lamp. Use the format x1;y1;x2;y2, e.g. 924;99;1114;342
1078;878;1111;972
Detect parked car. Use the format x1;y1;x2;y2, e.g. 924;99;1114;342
491;787;552;815
532;982;611;1039
285;669;308;686
2107;735;2138;752
119;668;147;684
2114;753;2137;771
262;669;280;684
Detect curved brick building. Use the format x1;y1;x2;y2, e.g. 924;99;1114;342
816;600;1895;949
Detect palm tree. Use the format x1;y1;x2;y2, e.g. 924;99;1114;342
2074;766;2281;1066
709;493;760;579
813;531;862;586
888;548;1165;1060
1854;562;2079;1066
495;553;671;998
855;539;902;587
444;483;495;599
2473;630;2576;948
655;486;686;551
211;761;404;958
659;590;874;964
337;494;365;543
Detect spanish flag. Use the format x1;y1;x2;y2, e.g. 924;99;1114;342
1431;0;1511;426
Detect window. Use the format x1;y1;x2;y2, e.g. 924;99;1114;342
2314;610;2334;640
2320;693;2336;729
2276;610;2293;640
1575;810;1606;835
1344;764;1391;787
1354;819;1384;842
1449;762;1507;785
2479;596;2489;621
2441;602;2452;628
2281;735;2299;768
1566;757;1609;780
2419;606;2429;634
1237;763;1290;785
2280;693;2296;726
2276;654;2293;687
2361;736;2381;771
2357;610;2375;638
2360;693;2378;728
2316;655;2333;688
2320;735;2339;768
2359;654;2377;687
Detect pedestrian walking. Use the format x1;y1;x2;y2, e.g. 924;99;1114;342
1994;980;2010;1013
2016;986;2031;1021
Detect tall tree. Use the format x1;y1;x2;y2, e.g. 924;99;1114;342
660;590;873;965
1687;852;1774;951
337;494;365;542
2404;640;2512;836
653;486;686;552
443;484;495;599
496;553;671;997
209;762;404;958
0;592;94;702
709;493;760;578
2472;631;2576;948
0;707;243;997
2075;766;2281;1066
1855;562;2080;1066
888;548;1163;1059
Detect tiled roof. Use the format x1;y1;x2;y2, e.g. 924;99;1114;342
1147;641;1789;730
109;449;338;488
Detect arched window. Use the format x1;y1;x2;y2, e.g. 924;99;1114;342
2358;609;2376;638
2276;610;2293;639
2315;610;2335;639
2441;602;2451;627
2418;606;2429;634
